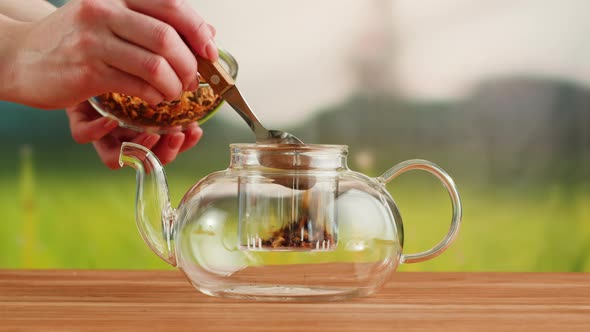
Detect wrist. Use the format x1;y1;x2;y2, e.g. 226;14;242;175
0;15;33;105
0;0;57;22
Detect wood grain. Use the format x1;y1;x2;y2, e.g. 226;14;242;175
0;270;589;331
196;55;234;96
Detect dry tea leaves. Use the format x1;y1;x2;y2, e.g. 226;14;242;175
257;190;336;250
97;86;222;128
259;214;336;249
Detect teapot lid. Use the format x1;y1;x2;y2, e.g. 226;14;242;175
229;144;348;170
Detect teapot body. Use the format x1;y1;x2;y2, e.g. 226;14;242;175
120;142;461;301
174;155;404;300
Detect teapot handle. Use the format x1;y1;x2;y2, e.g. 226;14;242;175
378;159;462;264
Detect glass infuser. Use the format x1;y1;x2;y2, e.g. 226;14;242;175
119;141;462;301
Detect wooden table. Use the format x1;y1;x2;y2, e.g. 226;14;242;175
0;270;588;331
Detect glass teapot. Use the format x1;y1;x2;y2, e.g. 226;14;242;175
120;142;462;301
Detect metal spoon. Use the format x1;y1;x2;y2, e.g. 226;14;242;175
196;55;304;145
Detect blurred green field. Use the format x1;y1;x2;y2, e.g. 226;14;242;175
1;0;590;274
1;153;588;272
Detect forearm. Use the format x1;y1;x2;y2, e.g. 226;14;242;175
0;0;56;22
0;1;58;106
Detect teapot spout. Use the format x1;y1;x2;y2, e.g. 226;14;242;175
119;142;176;266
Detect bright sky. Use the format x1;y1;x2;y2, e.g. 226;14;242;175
191;0;590;126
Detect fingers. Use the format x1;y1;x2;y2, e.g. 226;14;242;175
94;126;200;169
101;66;164;105
101;36;182;102
65;102;101;123
131;133;161;150
68;103;203;169
149;124;203;165
90;126;202;169
150;132;185;165
207;24;216;37
179;123;203;153
107;9;199;92
150;122;203;163
66;102;119;144
125;0;218;61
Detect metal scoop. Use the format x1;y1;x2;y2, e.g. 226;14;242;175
196;55;304;145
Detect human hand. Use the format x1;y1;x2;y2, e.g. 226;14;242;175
66;102;203;169
7;0;217;109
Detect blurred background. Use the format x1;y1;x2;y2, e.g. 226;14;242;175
1;0;589;271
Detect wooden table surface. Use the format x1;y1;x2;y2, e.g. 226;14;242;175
0;270;589;331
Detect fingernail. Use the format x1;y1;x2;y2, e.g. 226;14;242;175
205;39;218;61
191;126;203;138
103;118;119;129
168;133;184;149
142;134;160;147
146;92;165;105
168;90;184;103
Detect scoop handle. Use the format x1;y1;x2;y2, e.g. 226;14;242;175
196;55;235;96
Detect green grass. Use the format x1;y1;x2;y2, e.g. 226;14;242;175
1;165;588;272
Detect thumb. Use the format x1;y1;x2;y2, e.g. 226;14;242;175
67;103;120;144
72;117;120;144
